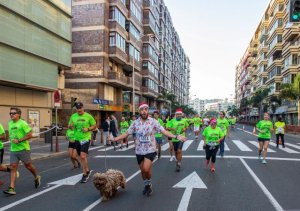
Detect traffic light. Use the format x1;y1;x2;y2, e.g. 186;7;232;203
290;0;300;22
71;97;77;108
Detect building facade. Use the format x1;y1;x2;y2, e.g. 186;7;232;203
64;0;190;125
235;0;300;125
0;0;72;130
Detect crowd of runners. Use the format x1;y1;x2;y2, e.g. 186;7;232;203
0;101;286;197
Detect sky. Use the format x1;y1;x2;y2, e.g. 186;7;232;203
164;0;270;100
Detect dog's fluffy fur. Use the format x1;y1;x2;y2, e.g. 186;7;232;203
93;169;126;201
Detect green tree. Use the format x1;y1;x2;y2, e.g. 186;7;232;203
250;88;270;118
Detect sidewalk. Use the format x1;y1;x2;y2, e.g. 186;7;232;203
2;136;70;165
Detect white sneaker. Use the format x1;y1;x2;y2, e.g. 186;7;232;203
169;156;173;162
262;159;267;164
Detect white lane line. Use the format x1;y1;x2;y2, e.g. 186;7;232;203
224;143;230;151
82;159;158;211
285;143;300;150
268;142;299;154
197;141;204;151
98;141;134;151
93;155;300;161
248;141;276;153
232;140;252;151
161;142;170;151
182;140;194;151
240;158;284;211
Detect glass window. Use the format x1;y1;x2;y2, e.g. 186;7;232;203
109;7;126;29
130;1;142;22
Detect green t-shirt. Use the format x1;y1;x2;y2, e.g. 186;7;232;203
68;112;96;142
120;121;129;134
274;121;285;134
0;123;5;150
217;118;229;135
193;117;202;127
166;119;175;134
231;118;236;124
168;118;188;142
66;129;75;142
155;118;164;138
256;120;273;139
202;126;224;144
129;120;134;126
8;119;32;152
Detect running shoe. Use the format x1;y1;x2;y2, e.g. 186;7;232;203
176;164;181;172
142;184;153;196
258;155;262;160
3;187;16;195
210;164;215;172
81;174;88;183
126;143;129;148
16;171;20;179
262;159;267;164
282;145;285;148
169;156;174;162
34;175;41;188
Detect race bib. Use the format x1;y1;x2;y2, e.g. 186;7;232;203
277;127;283;133
140;135;151;143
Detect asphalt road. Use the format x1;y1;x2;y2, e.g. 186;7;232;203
1;124;300;211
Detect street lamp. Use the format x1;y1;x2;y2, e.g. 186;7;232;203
132;53;135;115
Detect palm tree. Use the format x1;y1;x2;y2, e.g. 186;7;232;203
250;87;270;119
279;73;300;125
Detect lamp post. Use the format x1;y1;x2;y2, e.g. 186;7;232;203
132;52;135;115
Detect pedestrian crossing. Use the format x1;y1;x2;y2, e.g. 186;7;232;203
95;139;300;154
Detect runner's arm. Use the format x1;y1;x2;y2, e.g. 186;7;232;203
161;130;187;142
14;132;33;144
109;132;129;142
0;133;5;140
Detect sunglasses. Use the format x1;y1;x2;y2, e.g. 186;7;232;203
9;112;17;115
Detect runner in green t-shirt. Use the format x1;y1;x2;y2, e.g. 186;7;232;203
153;111;164;159
68;102;96;183
167;108;189;172
202;118;224;172
3;107;41;195
120;117;129;149
253;112;274;164
193;114;202;140
274;116;286;148
217;111;230;157
166;115;176;161
66;129;81;169
0;123;5;164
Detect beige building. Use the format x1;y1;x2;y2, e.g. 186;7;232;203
235;0;300;125
0;0;72;130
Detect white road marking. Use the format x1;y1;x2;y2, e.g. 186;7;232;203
182;140;194;151
93;155;300;161
224;143;230;151
0;174;83;211
173;171;207;211
116;144;135;151
161;142;170;151
98;141;134;151
248;141;276;152
240;158;284;211
268;142;299;154
285;143;300;150
232;140;252;151
82;159;158;211
197;141;204;151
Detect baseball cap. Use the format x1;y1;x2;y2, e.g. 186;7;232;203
74;102;83;109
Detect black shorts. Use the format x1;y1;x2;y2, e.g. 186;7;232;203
172;141;183;151
75;140;90;155
68;141;76;149
258;138;270;142
136;152;157;165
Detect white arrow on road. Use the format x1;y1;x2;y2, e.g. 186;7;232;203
173;171;207;211
0;174;83;211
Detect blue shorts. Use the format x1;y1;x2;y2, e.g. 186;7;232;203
155;137;163;145
172;141;183;151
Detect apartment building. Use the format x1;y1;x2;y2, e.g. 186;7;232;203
235;0;300;125
0;0;72;130
64;0;190;124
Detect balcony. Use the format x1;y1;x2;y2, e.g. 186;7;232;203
141;69;158;81
109;21;128;38
142;35;159;52
124;56;141;72
109;0;129;17
283;26;300;42
141;86;158;98
108;71;131;89
109;46;128;64
143;10;156;35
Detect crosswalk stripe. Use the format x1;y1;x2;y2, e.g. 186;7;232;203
182;140;194;151
224;143;230;151
98;141;134;151
248;141;276;152
232;140;252;151
197;141;204;151
161;142;170;151
116;143;135;151
268;142;300;154
285;143;300;150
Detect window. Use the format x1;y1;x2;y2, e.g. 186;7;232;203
292;54;298;65
109;32;126;52
109;7;126;29
127;22;140;40
104;85;114;101
129;44;140;61
130;1;142;22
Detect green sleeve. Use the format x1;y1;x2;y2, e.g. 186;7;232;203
0;124;5;135
256;121;261;129
68;116;73;126
89;115;96;126
22;121;32;134
220;128;225;138
202;128;207;137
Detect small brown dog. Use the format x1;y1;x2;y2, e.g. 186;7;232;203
93;169;126;201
